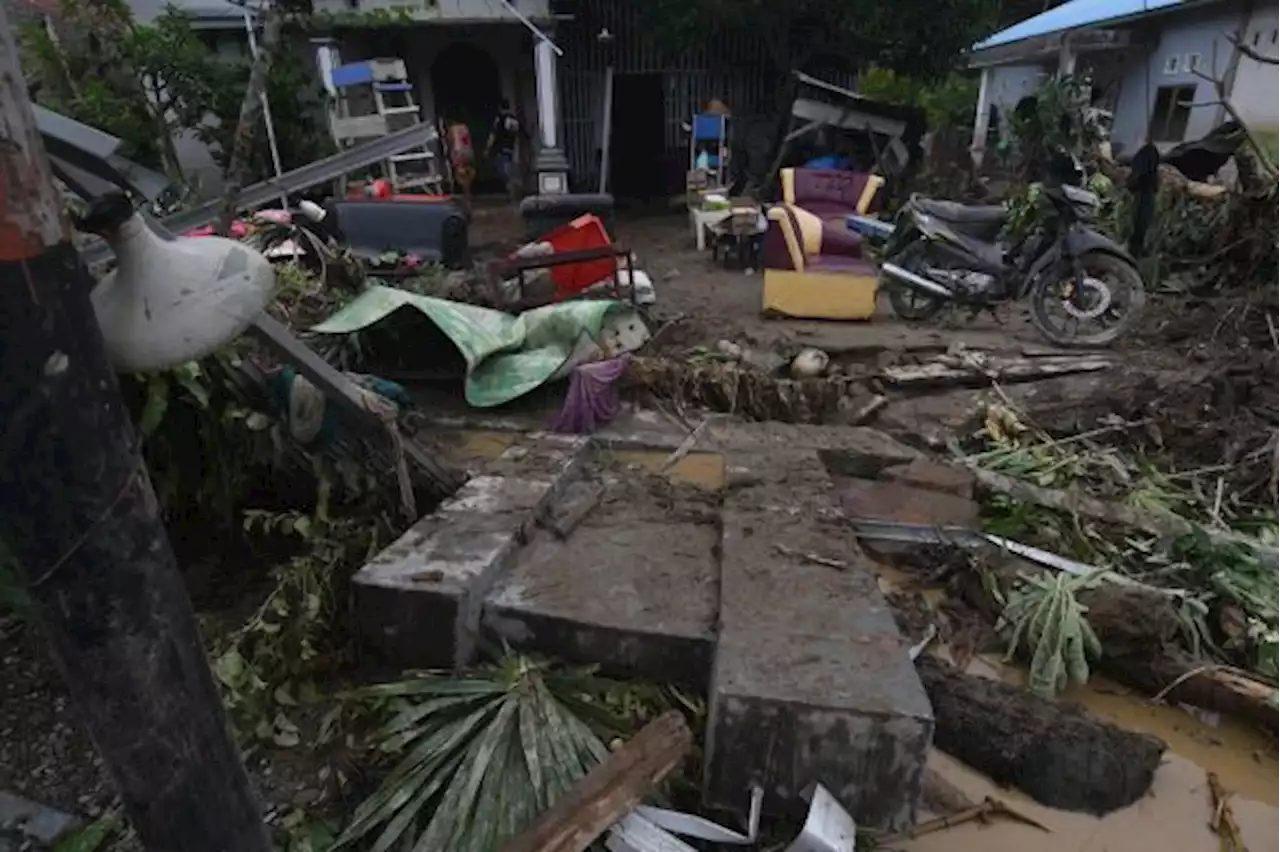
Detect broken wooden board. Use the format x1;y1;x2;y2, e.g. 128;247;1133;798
881;357;1112;389
500;711;693;852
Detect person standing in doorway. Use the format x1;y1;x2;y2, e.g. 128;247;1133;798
485;99;521;202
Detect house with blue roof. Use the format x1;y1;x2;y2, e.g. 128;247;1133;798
969;0;1278;163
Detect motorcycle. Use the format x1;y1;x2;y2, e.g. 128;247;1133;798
879;159;1145;347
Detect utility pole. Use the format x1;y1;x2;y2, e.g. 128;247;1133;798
0;13;272;852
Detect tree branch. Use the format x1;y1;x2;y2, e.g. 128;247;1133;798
1227;31;1279;66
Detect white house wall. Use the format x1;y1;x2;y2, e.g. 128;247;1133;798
1229;0;1279;132
1111;4;1249;152
987;64;1052;134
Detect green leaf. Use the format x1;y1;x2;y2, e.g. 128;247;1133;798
138;374;170;436
213;649;246;687
173;363;210;407
52;816;120;852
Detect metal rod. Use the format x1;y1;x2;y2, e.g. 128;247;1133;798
493;0;562;55
243;5;287;209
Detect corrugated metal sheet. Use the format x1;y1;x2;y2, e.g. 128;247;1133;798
976;0;1190;50
558;0;776;190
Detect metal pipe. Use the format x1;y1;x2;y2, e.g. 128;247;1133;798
881;261;955;299
243;4;287;209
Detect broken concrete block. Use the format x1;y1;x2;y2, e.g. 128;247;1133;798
707;448;934;832
704;630;934;833
837;478;979;528
354;476;554;667
354;434;590;667
705;422;922;464
880;457;976;500
483;521;718;687
719;507;886;638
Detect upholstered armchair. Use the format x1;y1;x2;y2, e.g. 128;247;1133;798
760;206;879;321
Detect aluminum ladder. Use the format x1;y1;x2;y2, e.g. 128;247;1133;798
330;58;443;195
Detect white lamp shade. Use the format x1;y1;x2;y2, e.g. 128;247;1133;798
90;213;275;372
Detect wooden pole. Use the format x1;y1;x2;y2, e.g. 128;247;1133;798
0;15;272;852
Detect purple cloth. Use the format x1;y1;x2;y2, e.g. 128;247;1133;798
551;354;632;434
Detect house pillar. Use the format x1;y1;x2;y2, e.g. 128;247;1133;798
532;36;569;194
970;66;993;167
1057;35;1077;76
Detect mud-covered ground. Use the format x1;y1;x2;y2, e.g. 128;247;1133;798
2;199;1273;847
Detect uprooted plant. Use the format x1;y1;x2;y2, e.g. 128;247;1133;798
995;568;1105;699
965;400;1279;692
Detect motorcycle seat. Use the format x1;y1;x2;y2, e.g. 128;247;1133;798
918;199;1007;225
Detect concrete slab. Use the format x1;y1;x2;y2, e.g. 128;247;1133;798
880;458;976;500
484;521;719;687
705;449;934;833
353;435;588;668
705;631;934;832
837;477;979;528
705;422;923;463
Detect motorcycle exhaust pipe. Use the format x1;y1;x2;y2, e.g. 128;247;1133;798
881;262;954;300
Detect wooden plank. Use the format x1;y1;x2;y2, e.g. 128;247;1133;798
500;710;692;852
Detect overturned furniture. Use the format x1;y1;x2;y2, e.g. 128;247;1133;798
764;71;925;192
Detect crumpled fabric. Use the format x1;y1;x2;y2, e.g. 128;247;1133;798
550;354;631;434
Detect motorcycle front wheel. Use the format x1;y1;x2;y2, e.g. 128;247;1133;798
1029;251;1146;347
882;245;947;322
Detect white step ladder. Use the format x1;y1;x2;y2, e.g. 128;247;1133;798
330;58;446;195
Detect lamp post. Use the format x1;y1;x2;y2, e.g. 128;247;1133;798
0;11;272;852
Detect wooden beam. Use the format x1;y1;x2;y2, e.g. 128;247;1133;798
500;711;693;852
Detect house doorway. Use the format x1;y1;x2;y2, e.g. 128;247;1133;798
609;73;666;200
431;42;503;192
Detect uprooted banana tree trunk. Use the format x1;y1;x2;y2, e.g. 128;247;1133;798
217;2;283;236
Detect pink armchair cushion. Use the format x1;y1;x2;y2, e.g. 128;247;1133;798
820;222;863;258
761;221;790;270
791;169;872;219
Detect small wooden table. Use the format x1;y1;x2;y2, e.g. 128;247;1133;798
708;212;767;270
689;207;732;251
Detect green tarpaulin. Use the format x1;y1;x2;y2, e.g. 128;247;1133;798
310;286;646;408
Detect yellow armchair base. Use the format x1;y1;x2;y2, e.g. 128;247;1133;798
762;269;879;321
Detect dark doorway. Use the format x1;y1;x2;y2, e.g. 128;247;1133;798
431;42;503;191
609;73;666;200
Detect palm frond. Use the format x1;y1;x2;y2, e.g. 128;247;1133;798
334;654;615;852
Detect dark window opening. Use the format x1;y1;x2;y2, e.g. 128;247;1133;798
1150;84;1196;142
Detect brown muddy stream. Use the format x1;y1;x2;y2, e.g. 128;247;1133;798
878;561;1278;852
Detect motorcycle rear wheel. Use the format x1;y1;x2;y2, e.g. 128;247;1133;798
1029;251;1146;347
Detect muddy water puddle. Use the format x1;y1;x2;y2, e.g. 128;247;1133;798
874;565;1278;852
605;449;727;491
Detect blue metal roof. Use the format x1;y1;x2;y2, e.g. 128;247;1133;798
974;0;1188;50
